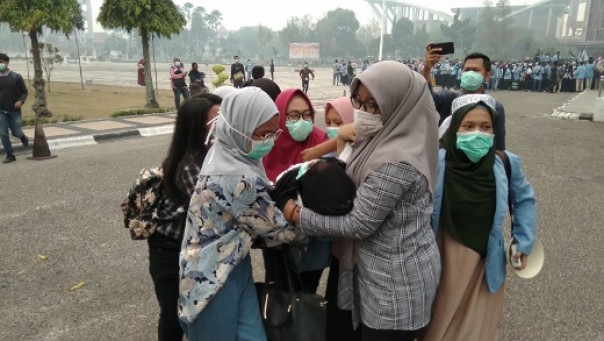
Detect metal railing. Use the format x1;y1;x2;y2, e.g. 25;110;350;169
599;75;604;98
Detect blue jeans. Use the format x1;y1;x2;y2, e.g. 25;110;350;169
180;256;266;341
173;87;190;110
0;110;24;156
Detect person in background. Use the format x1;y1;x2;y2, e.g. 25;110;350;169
270;59;275;81
423;46;506;151
574;61;586;92
243;65;265;87
420;94;536;340
245;77;282;103
188;62;206;96
585;58;595;90
230;55;246;88
178;88;304;340
0;53;29;164
299;62;315;94
137;58;145;86
170;57;189;110
245;58;254;80
333;59;340;85
149;94;222;341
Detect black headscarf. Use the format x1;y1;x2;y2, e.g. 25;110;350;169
440;102;497;257
244;78;282;102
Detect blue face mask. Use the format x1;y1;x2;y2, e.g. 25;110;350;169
247;138;275;159
0;63;7;72
286;119;314;141
456;131;494;162
326;127;339;139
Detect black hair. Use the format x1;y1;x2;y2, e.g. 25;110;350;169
0;53;9;62
192;62;198;67
251;65;265;79
162;95;221;203
464;52;492;72
234;55;239;59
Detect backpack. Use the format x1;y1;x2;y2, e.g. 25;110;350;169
121;167;165;240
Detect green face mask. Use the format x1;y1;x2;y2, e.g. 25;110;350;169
326;127;339;139
247;138;275;159
460;71;484;91
0;63;7;72
456;131;494;162
286;119;314;141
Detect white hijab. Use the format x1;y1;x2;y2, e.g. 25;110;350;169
200;87;279;183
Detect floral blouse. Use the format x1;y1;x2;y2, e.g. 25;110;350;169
178;174;302;323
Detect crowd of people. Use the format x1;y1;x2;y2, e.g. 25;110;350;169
401;49;604;94
117;40;548;341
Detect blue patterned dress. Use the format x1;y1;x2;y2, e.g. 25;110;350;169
178;174;303;324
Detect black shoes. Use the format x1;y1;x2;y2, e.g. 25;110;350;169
20;135;29;147
3;154;16;163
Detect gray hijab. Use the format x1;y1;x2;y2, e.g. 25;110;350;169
347;61;440;193
200;87;279;183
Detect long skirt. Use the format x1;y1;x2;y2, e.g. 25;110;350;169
419;230;504;341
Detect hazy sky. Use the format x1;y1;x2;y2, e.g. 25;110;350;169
90;0;542;31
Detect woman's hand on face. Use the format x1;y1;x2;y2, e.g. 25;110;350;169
337;123;357;142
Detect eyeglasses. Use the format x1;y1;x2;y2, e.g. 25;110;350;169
286;110;313;122
253;129;282;141
351;96;379;114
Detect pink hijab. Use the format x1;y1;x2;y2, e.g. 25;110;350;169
263;89;328;182
324;97;354;125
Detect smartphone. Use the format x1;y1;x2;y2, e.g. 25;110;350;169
431;42;455;55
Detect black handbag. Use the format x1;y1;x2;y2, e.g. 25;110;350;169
256;247;327;341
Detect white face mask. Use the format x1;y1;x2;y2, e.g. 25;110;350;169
354;109;382;137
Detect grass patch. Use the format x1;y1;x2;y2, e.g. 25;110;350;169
20;82;176;122
111;107;173;117
22;114;84;126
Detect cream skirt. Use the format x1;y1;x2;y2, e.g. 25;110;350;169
420;229;505;341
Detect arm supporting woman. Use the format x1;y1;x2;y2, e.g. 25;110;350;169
235;177;305;246
298;162;420;239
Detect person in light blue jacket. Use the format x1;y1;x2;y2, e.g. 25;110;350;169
421;94;537;341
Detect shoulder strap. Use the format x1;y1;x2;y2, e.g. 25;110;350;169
495;150;514;231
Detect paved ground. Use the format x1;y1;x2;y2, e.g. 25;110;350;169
1;64;604;340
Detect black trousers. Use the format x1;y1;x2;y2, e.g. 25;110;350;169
148;234;183;341
326;257;361;341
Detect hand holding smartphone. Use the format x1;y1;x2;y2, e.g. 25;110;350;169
430;42;455;55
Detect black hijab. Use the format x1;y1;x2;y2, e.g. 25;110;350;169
440;102;497;257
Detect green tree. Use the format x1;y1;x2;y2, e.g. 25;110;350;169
0;0;83;117
40;43;63;92
474;0;498;57
98;0;186;108
440;10;476;59
315;8;359;57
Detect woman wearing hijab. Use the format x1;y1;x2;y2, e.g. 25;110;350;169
178;88;304;341
262;88;329;294
283;61;442;341
420;94;537;340
300;96;355;161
